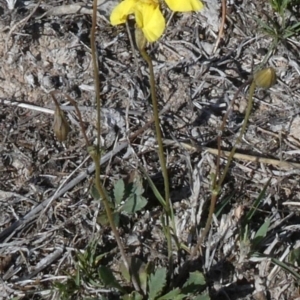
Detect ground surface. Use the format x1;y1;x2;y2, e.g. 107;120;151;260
1;0;300;299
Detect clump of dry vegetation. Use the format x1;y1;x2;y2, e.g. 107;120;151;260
1;0;300;299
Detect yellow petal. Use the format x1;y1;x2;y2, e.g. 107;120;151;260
110;0;137;25
135;4;165;42
165;0;203;12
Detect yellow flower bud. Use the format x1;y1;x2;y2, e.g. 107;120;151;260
53;106;70;142
253;67;276;89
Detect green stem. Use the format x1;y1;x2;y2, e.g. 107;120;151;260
89;149;142;294
139;48;174;266
139;50;170;208
91;0;101;155
90;1;141;294
192;80;256;257
219;80;256;187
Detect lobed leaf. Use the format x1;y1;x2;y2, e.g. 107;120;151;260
121;195;148;214
148;267;167;300
114;179;125;205
182;271;206;294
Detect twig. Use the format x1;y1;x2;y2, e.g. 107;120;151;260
205;148;300;170
165;139;300;170
0;98;144;117
213;0;226;54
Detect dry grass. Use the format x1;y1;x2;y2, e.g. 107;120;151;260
1;0;300;299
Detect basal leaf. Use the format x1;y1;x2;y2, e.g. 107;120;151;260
134;183;144;196
90;184;100;200
254;218;270;240
182;271;206;294
148;268;167;300
97;211;119;227
193;294;211;300
121;195;147;214
289;247;300;265
157;288;184;300
114;179;125;205
98;265;124;292
122;291;144;300
252;218;270;249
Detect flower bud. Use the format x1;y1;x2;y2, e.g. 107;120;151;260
253;67;276;89
53;106;70;142
135;27;147;51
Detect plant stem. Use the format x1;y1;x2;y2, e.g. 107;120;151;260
90;1;142;294
139;48;174;267
91;0;101;154
60;92;90;146
139;50;170;209
89;149;142;294
192;79;256;257
219;80;256;186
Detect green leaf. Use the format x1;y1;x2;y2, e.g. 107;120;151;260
288;22;300;31
244;178;271;223
120;256;147;287
121;195;147;214
75;267;80;287
134;183;144;196
95;252;109;265
271;256;300;281
139;269;148;295
215;194;233;217
251;218;271;249
122;291;144;300
140;166;166;208
98;265;124;292
157;288;184;300
269;0;290;14
97;211;120;226
252;251;300;281
289;247;300;265
148;268;167;300
119;260;130;283
254;218;270;239
90;184;100;200
126;256;149;294
193;294;211;300
113;211;120;227
114;179;125;205
182;271;206;294
85;297;108;300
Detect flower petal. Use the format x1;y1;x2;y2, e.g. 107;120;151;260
165;0;203;12
110;0;137;25
135;4;165;42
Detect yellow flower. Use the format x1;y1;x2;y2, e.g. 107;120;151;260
165;0;203;12
110;0;203;42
